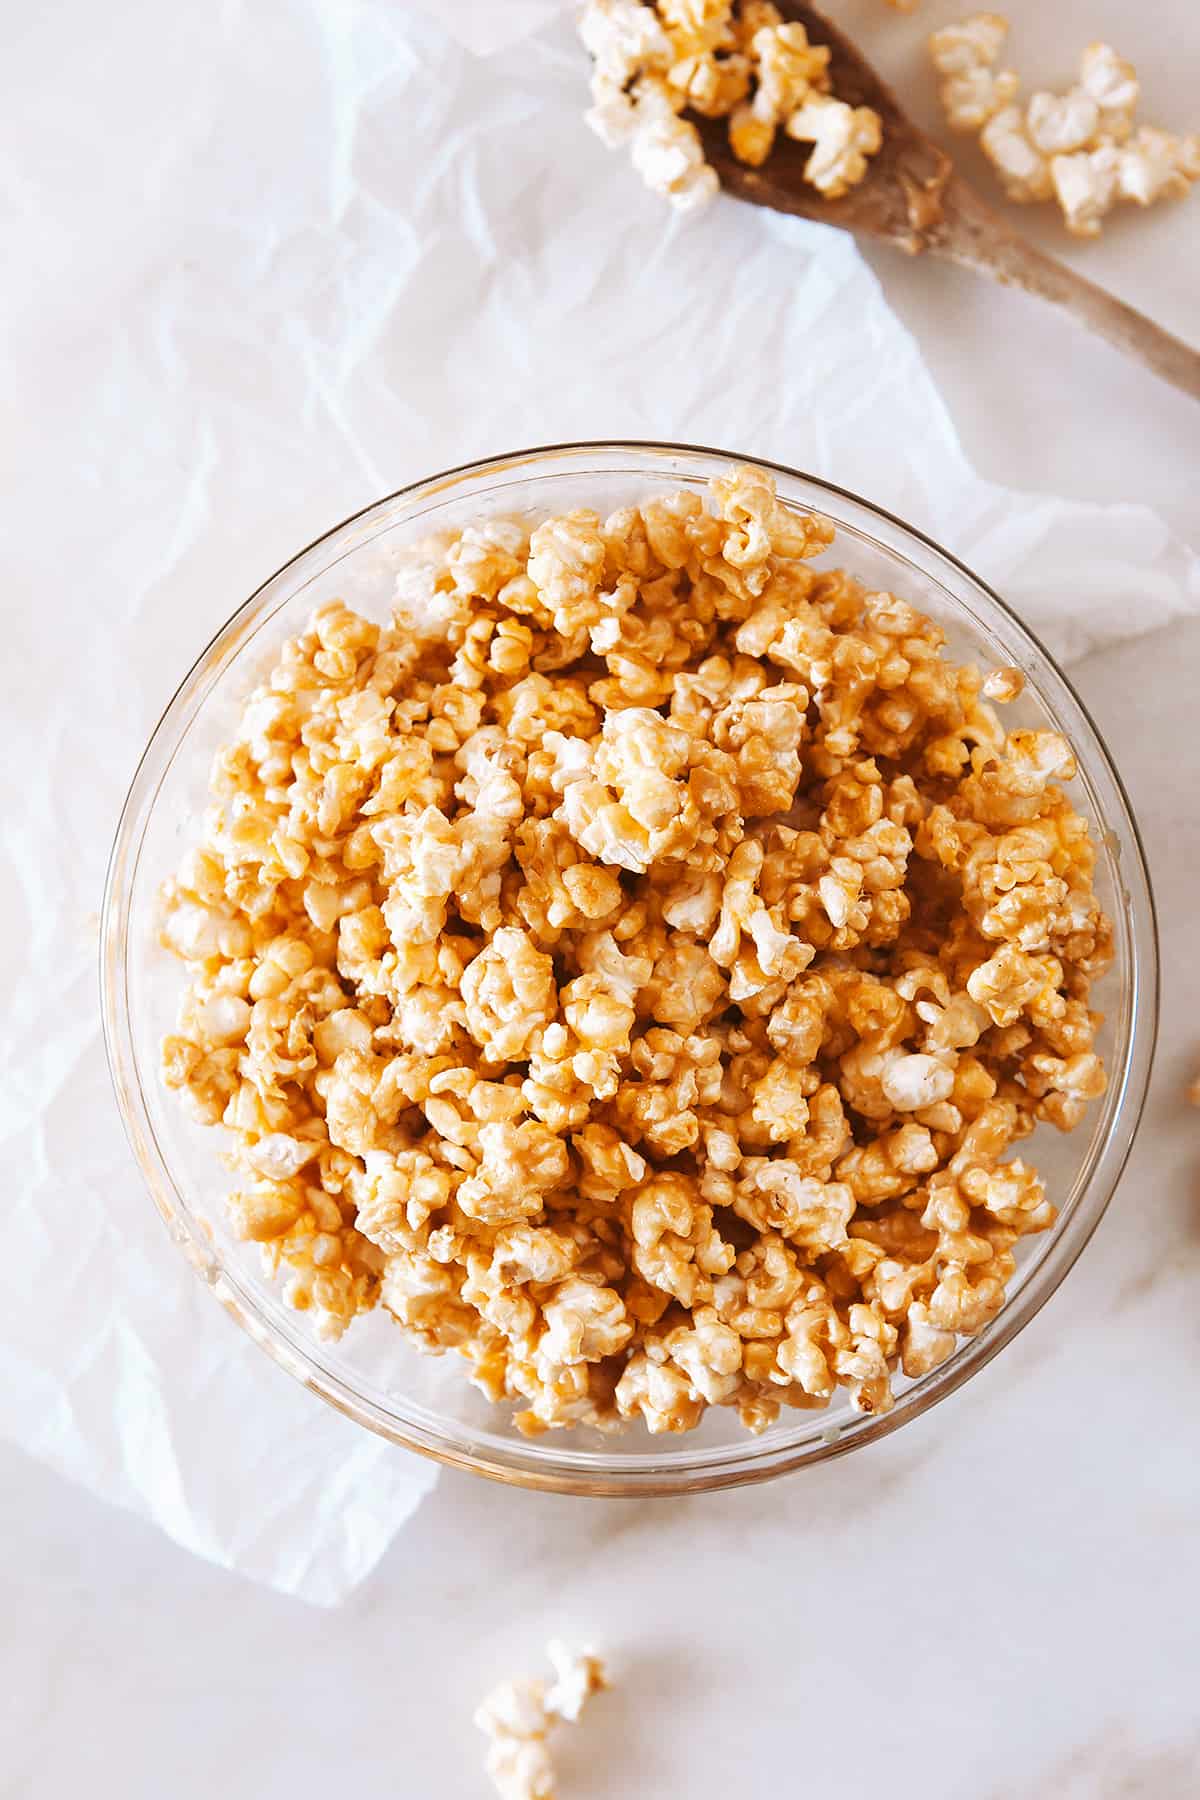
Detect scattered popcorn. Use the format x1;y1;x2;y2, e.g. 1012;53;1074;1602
160;467;1110;1428
476;1644;608;1800
929;13;1019;134
579;1;881;209
932;19;1199;235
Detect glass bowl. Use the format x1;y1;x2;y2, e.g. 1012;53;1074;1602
101;442;1157;1495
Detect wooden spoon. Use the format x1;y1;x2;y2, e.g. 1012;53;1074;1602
693;2;1200;402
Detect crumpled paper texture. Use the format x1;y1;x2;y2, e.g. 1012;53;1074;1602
413;0;576;53
2;0;1196;1606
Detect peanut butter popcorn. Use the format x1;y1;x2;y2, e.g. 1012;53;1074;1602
933;19;1199;235
579;0;882;209
160;466;1110;1433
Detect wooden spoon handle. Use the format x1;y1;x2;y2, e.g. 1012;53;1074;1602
933;176;1200;402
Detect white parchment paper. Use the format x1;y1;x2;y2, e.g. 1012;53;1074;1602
2;0;1196;1606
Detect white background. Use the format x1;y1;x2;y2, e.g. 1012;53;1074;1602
4;0;1200;1795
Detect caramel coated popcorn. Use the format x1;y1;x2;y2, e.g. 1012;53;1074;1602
160;466;1111;1436
580;0;883;209
932;18;1200;235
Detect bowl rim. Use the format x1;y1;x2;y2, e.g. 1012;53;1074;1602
100;438;1159;1495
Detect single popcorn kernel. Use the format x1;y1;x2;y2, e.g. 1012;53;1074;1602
160;465;1111;1425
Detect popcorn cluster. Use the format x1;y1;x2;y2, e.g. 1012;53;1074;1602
580;0;883;211
160;466;1111;1438
930;15;1200;236
475;1642;607;1800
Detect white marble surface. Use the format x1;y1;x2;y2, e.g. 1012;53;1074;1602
5;0;1200;1795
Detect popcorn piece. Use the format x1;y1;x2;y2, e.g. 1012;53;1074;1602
928;14;1010;75
630;111;721;213
938;65;1020;134
539;1275;634;1366
929;14;1018;135
1117;127;1200;207
881;1052;955;1113
545;1641;609;1723
668;49;751;119
785;94;884;199
980;104;1053;204
1026;88;1100;156
483;1736;556;1800
1079;42;1139;143
616;1347;705;1432
658;0;734;55
727;103;775;167
967;945;1062;1028
458;1121;571;1225
982;665;1024;703
753;22;829;123
475;1675;555;1800
1050;143;1121;238
613;70;722;213
735;1162;855;1254
580;0;671;87
724;19;831;170
160;465;1109;1438
902;1301;958;1377
528;511;607;636
732;2;782;44
475;1677;550;1744
461;928;558;1063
